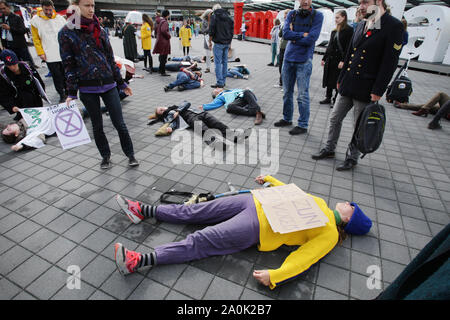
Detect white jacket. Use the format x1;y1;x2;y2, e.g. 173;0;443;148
30;10;66;63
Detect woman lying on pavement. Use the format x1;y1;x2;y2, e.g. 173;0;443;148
113;175;372;289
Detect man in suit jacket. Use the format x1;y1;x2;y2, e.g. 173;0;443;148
312;0;404;171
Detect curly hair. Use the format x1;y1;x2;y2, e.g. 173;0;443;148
336;222;348;245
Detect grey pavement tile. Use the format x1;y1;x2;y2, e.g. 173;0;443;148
190;255;227;275
380;240;411;265
351;250;381;276
204;276;244;300
12;291;38;300
46;213;80;234
401;216;432;236
0;245;33;276
26;266;67;300
88;290;116;300
102;213;132;234
314;286;348;300
404;231;432;251
7;255;52;288
57;245;98;271
121;222;155;243
64;220;98;243
0;277;22;299
399;202;426;220
173;266;215;300
217;254;254;286
351;235;380;257
143;228;178;249
29;206;65;226
316;263;350;295
51;280;96;300
81;228;117;253
85;205;118;227
100;271;144;300
350;272;383;300
37;236;77;264
0;235;15;255
240;288;274;300
18;199;49;219
2;194;35;212
20;228;59;253
165;290;193;300
244;264;279;300
82;255;117;288
381;259;406;284
322;246;351;270
127;278;170;300
147;263;187;288
277;278;315;300
378;224;407;246
0;213;26;234
68;199;100;219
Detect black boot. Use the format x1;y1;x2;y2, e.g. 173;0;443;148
320;98;332;104
336;159;357;171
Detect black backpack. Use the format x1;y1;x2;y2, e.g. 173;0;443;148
386;61;413;103
351;102;386;159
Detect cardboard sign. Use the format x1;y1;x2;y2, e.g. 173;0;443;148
49;101;91;150
251;184;329;234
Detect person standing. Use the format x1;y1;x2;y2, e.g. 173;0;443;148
200;9;212;73
0;1;35;67
179;20;191;56
320;10;353;106
59;0;138;169
267;19;280;67
30;0;67;103
123;21;137;62
240;22;246;40
274;10;289;88
209;4;234;89
274;0;324;135
312;0;404;171
153;10;171;77
141;14;153;72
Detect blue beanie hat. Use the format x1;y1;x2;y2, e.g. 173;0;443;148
344;202;372;235
0;49;19;66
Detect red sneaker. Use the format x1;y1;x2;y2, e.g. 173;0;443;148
114;243;142;275
115;194;144;224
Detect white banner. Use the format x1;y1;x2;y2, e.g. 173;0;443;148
19;107;55;149
48;101;91;150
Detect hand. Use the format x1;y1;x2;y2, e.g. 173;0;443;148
39;54;46;61
371;94;381;102
255;175;266;185
173;111;179;119
336;82;340;90
12;106;19;113
66;97;75;106
198;105;203;111
253;270;270;287
11;144;23;152
1;24;10;30
123;87;133;96
321;60;325;67
167;127;173;133
338;61;344;69
303;32;309;37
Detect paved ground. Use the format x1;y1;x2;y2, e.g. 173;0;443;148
0;34;449;300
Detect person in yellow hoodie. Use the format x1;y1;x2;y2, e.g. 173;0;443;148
140;14;153;73
113;175;372;289
30;0;67;102
179;20;191;56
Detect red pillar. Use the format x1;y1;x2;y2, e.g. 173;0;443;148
234;2;244;35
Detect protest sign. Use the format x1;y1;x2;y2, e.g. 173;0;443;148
19;107;55;149
251;184;329;234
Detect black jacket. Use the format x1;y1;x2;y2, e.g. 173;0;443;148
322;26;353;89
0;12;28;49
338;13;404;102
209;9;234;45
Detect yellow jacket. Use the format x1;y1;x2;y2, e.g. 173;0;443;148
140;22;152;50
254;176;339;289
179;25;191;47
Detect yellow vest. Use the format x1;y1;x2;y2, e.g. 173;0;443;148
141;22;152;50
179;26;191;47
255;176;339;289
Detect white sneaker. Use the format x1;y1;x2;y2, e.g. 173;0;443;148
115;194;144;224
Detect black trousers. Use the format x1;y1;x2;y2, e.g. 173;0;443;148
183;46;190;56
47;61;66;98
158;54;168;74
278;48;285;86
143;50;153;69
181;110;229;138
227;90;261;116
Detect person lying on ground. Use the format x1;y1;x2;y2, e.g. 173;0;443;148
113;174;372;289
151;61;201;73
168;55;206;63
394;91;450;119
427;100;450;130
226;65;249;80
147;101;250;147
1;118;50;151
201;88;265;125
164;68;204;92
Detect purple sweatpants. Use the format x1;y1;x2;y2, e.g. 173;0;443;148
153;194;260;265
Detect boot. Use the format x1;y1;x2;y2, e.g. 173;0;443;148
428;121;442;130
412;109;428;117
320;98;332;105
254;111;265;125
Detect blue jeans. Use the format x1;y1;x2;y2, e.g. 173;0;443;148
282;59;313;129
271;43;278;65
213;43;229;86
168;72;200;90
227;68;244;79
80;88;134;159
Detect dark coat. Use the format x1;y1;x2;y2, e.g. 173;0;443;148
209;8;234;45
122;24;137;61
153;17;171;55
322;26;353;89
338;13;404;102
0;12;27;49
0;63;46;113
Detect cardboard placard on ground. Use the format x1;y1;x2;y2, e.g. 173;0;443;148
251;184;329;234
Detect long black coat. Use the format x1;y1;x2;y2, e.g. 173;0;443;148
338;13;404;102
123;24;137;61
322;26;353;89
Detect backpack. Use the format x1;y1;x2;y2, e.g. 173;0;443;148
351;102;386;159
386;61;413;103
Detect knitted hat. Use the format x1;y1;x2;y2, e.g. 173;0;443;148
344;202;372;235
0;49;19;66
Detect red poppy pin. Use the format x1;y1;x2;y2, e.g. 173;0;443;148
366;31;372;38
6;56;12;62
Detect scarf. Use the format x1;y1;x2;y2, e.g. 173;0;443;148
65;12;101;48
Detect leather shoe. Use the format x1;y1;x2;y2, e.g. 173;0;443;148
336;159;357;171
289;126;307;135
319;98;331;104
312;149;335;160
274;119;292;127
